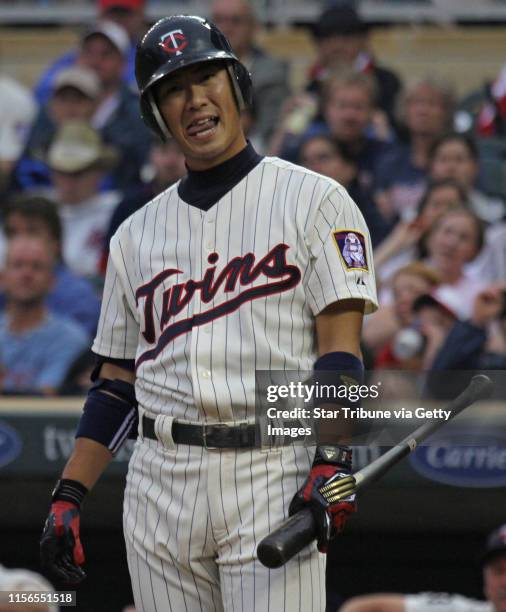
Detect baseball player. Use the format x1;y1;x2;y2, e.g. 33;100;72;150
40;15;378;611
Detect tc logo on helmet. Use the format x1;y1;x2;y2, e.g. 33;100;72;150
160;30;188;56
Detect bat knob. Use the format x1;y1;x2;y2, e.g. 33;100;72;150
257;508;317;569
470;374;493;401
257;541;286;569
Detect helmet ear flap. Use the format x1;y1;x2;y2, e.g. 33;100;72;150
227;61;253;110
234;62;253;108
140;90;171;142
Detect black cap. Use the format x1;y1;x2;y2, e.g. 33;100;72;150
482;524;506;566
313;5;368;39
412;293;458;320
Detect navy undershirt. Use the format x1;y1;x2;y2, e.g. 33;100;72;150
178;142;263;211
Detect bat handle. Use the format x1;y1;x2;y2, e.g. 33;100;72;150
257;508;316;569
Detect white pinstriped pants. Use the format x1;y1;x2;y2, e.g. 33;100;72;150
123;434;326;612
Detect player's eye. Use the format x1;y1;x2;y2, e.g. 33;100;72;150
167;84;183;95
159;83;183;99
199;68;219;82
200;72;214;82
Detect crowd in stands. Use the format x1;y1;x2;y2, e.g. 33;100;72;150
0;0;505;396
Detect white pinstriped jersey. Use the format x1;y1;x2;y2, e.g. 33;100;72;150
92;156;378;422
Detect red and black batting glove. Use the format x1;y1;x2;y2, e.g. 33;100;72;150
40;479;88;584
289;445;357;553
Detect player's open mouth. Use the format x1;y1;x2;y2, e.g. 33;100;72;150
187;116;219;139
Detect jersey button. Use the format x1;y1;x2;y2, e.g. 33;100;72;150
202;370;211;379
205;241;214;250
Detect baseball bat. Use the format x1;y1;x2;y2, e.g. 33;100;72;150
257;374;493;569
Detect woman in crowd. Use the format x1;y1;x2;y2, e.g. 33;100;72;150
374;178;466;288
423;206;486;318
428;131;505;223
373;77;455;223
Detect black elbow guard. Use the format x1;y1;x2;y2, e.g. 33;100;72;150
75;379;138;454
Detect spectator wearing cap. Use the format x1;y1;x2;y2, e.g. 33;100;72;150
211;0;290;150
15;66;100;191
34;0;146;105
409;291;461;371
0;235;88;396
0;74;37;197
0;195;101;338
23;23;150;193
362;262;440;363
308;4;401;127
426;281;506;376
339;524;506;612
77;20;151;190
43;121;121;280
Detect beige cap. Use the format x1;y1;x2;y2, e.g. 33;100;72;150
82;19;130;56
53;66;100;99
47;121;117;173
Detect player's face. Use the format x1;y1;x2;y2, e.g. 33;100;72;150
156;62;247;171
484;555;506;612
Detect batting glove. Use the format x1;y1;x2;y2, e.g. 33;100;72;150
289;445;357;553
40;479;88;584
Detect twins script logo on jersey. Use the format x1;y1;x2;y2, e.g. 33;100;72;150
332;230;369;272
160;29;188;56
135;243;301;366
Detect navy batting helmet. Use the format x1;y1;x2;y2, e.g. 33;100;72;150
136;15;252;140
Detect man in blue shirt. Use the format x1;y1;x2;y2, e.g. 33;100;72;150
0;236;89;395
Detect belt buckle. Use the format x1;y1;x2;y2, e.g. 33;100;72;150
202;421;251;449
202;422;230;450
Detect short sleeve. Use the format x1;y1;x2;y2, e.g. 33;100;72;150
304;186;378;316
92;246;139;360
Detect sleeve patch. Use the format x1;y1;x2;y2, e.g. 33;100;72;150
332;230;369;272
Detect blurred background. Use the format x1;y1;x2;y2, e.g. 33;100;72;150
0;0;505;610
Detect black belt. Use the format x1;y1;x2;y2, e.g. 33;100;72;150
142;415;307;449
